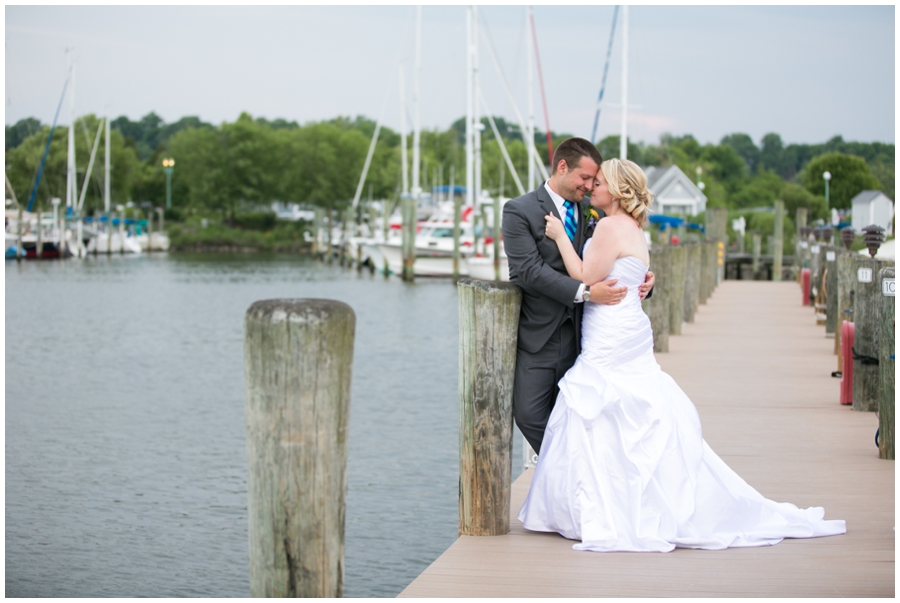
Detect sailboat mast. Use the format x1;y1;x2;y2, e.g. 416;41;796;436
465;6;474;211
399;64;409;197
66;59;76;211
104;106;110;214
526;6;535;191
620;5;628;161
473;6;482;206
412;6;422;200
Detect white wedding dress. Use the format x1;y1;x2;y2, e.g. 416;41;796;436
517;250;846;552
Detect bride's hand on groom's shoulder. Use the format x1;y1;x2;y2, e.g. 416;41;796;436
588;279;627;305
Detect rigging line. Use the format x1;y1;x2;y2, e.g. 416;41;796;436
529;10;553;161
480;90;525;197
78;116;106;201
478;17;548;181
77;118;104;213
350;61;399;212
27;76;69;213
591;5;619;144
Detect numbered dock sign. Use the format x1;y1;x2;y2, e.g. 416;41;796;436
826;251;836;261
858;267;873;283
884;279;895;297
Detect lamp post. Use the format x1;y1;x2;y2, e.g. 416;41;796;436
162;158;175;210
823;170;831;210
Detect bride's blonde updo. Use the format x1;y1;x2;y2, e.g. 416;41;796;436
600;158;654;227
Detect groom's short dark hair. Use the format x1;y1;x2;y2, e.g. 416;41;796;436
551;137;603;175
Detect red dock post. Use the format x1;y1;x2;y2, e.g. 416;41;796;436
801;268;811;306
840;320;854;405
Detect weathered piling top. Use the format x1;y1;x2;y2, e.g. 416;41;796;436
400;280;894;598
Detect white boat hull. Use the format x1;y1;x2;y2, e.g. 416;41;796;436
134;233;171;252
466;256;509;282
377;243;470;277
86;232;142;254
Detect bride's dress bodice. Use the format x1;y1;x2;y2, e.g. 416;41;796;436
581;244;653;371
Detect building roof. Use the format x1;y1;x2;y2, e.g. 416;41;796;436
851;190;892;205
643;164;707;205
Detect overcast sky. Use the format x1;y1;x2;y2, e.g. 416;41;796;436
5;4;895;147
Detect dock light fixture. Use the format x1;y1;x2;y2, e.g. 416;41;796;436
840;226;856;250
695;166;705;191
162;158;175;209
823;171;831;209
861;224;885;258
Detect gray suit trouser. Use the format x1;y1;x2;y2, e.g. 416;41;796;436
514;318;578;454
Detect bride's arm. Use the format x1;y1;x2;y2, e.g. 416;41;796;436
582;219;623;285
544;213;584;280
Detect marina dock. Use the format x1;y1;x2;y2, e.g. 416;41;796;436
400;280;894;598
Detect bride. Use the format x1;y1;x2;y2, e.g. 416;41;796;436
517;158;846;552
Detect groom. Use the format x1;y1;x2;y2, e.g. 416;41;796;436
501;137;654;454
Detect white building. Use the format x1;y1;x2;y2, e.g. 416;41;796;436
850;190;893;236
644;165;708;216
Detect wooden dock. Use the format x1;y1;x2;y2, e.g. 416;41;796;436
400;280;894;598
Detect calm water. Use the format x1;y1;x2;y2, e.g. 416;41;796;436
6;253;524;597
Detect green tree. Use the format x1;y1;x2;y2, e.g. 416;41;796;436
720;133;760;174
800;152;882;210
5;117;42;150
867;161;894;201
728;171;784;208
780;182;828;221
5;115;141;212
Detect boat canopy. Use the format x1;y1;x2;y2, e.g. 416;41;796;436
432;185;467;195
648;214;704;233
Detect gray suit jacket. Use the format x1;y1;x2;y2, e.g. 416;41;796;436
501;184;596;355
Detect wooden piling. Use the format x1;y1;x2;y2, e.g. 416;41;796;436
37;207;43;259
450;168;461;282
808;242;821;303
700;240;718;303
457;279;521;536
244;299;355;598
669;244;687;335
852;256;893;412
824;246;838;336
683;242;701;323
16;206;23;262
794;208;808;282
751;234;761;277
147;208;153;253
772;200;784;281
706;208;728;284
643;246;671;353
835;250;856;366
312;208;323;258
326;208;334;264
401;195;416;282
878;267;895;460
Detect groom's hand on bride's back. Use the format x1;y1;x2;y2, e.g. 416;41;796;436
588;279;627;305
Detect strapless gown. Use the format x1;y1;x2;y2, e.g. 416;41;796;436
517;252;846;552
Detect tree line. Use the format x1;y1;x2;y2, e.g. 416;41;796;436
5;112;893;226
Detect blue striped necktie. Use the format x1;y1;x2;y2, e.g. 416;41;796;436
563;201;577;243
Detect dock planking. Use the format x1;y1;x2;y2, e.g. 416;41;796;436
400;281;894;598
